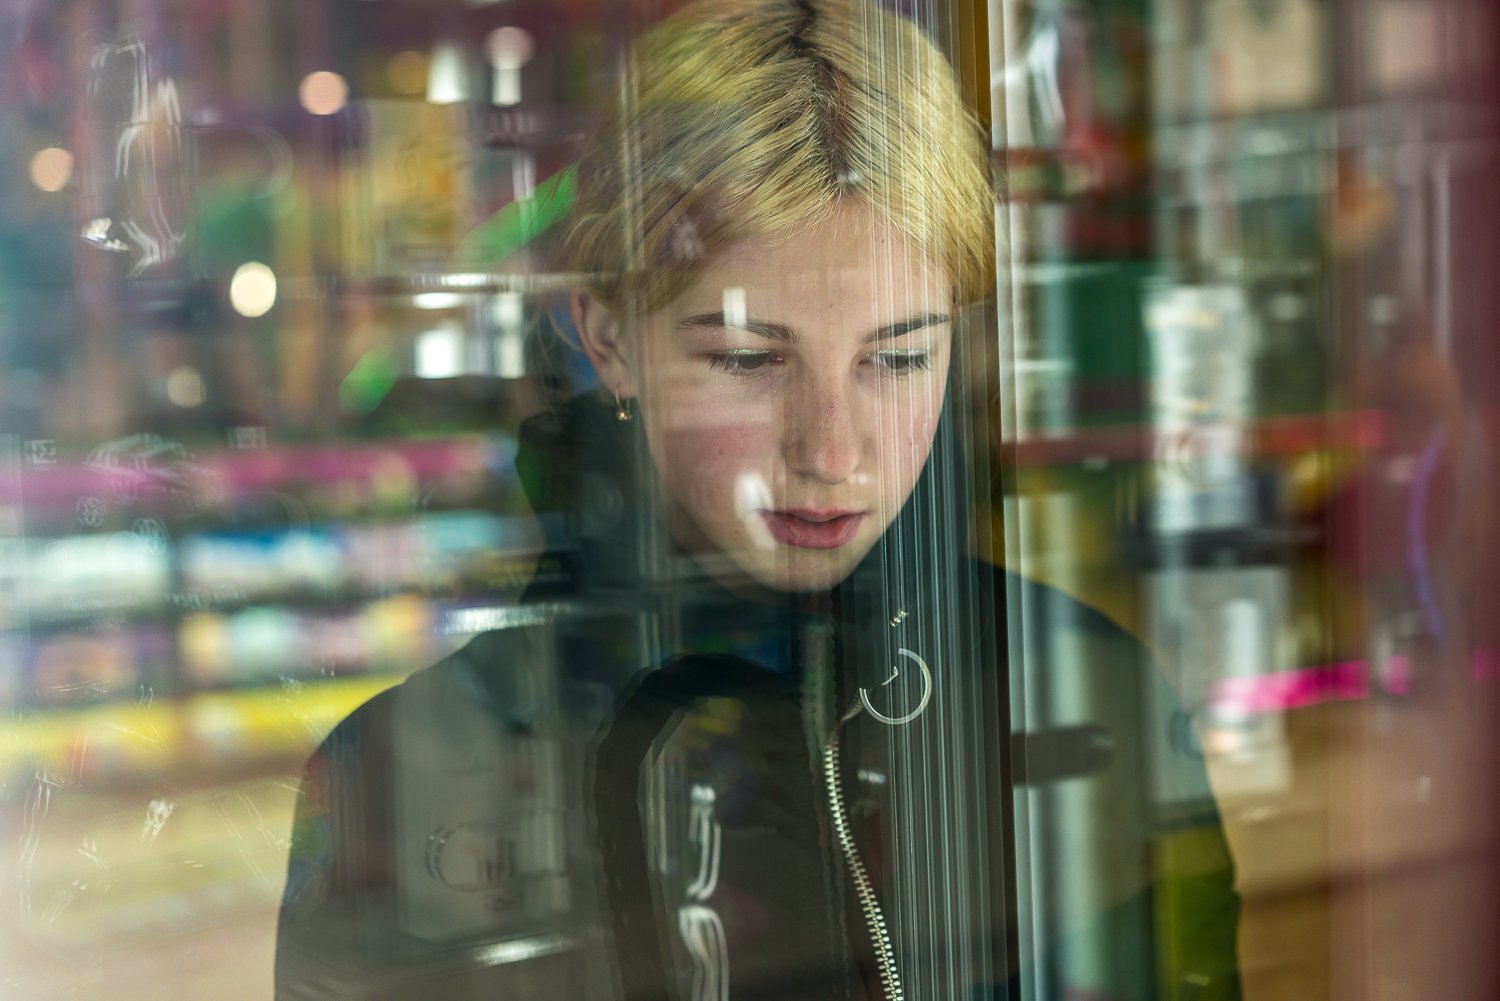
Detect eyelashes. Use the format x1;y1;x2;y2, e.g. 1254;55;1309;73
704;349;932;378
875;349;932;375
705;349;781;376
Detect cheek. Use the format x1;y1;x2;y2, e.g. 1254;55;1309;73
879;405;943;493
650;419;776;517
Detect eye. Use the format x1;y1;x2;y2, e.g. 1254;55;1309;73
705;350;782;376
873;349;932;375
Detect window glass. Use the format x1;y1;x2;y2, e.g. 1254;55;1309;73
0;2;1495;1000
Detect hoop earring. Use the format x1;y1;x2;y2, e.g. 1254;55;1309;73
614;393;633;422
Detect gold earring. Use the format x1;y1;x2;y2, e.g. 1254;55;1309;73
614;392;633;422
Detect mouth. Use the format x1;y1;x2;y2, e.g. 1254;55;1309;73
759;509;867;550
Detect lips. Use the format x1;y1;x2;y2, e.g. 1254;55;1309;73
760;509;866;549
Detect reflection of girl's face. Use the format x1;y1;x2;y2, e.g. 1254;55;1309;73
630;203;952;592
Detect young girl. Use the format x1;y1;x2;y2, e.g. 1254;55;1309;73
277;2;1240;998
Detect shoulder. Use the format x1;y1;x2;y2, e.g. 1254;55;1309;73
983;563;1229;819
964;560;1147;671
304;627;533;768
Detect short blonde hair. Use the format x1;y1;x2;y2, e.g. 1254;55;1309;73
564;0;994;314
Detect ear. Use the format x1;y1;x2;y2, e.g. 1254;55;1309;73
570;291;637;398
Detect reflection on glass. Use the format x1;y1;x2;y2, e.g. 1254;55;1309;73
0;0;1495;1000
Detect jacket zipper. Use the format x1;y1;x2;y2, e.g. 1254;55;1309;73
822;704;903;1000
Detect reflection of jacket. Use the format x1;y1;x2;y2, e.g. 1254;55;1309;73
275;392;1241;1000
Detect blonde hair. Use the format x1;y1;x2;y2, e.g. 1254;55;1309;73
564;0;994;315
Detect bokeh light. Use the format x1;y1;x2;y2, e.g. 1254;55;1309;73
426;42;470;104
485;27;535;70
413;292;464;310
486;28;533;106
416;323;463;378
166;366;206;408
299;71;349;115
28;147;74;192
230;262;277;317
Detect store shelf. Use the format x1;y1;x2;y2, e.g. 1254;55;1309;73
1153;100;1500;168
0;674;404;783
3;435;510;513
1004;409;1384;467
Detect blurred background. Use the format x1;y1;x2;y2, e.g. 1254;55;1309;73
0;0;1495;999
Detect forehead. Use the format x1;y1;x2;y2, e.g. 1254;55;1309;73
666;204;951;316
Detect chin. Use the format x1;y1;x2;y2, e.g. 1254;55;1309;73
747;549;868;594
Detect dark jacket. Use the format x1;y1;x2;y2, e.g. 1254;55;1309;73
275;392;1241;1000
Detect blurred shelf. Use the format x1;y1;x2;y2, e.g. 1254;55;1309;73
16;578;532;629
309;272;591;299
66;270;589;299
0;674;405;783
2;435;510;512
1153;100;1500;169
1004;409;1383;467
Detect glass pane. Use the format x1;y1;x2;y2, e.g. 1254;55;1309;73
991;0;1500;998
2;1;1497;1000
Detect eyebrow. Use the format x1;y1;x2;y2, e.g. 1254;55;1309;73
676;311;950;344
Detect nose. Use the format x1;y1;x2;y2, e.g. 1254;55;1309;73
784;373;863;486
